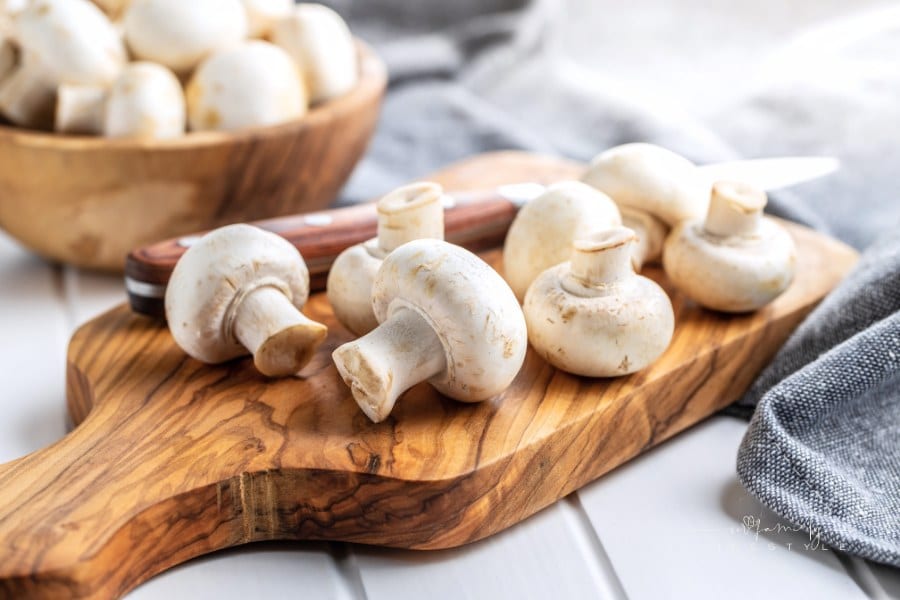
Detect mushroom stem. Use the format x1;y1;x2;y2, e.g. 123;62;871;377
620;207;667;270
704;181;766;237
55;84;107;134
231;285;327;377
376;182;445;253
566;228;637;292
333;306;447;423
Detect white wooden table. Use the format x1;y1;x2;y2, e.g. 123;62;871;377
1;230;896;599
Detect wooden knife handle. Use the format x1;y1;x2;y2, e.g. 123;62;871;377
125;189;519;317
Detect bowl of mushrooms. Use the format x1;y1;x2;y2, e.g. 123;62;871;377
0;0;387;271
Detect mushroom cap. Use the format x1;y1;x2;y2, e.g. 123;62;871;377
105;61;185;139
165;223;311;364
186;40;306;131
326;240;382;336
663;217;796;313
241;0;293;38
271;3;357;104
524;232;674;377
0;37;15;81
581;143;710;226
503;180;621;301
372;239;527;402
124;0;247;73
1;0;28;16
17;0;125;84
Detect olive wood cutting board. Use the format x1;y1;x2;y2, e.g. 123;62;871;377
0;153;858;599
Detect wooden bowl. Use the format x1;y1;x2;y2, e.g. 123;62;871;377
0;41;387;272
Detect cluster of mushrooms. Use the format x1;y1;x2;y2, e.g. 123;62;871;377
0;0;357;137
164;143;797;423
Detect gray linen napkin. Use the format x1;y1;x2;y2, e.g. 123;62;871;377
325;0;900;566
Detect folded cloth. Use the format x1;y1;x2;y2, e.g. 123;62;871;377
325;0;900;566
737;232;900;565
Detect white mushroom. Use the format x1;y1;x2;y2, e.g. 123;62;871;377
0;0;26;31
241;0;293;38
581;143;711;267
105;62;185;138
271;3;357;104
123;0;247;74
56;62;185;138
165;223;328;377
524;227;674;377
582;143;710;225
0;36;16;83
186;40;307;132
55;85;107;134
332;239;527;423
0;2;26;88
0;0;27;15
1;1;24;83
663;181;796;313
502;180;621;302
618;206;668;270
0;0;125;128
327;182;445;336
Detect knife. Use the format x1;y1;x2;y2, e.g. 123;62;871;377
125;156;838;317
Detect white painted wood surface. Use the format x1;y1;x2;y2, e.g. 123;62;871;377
0;229;891;599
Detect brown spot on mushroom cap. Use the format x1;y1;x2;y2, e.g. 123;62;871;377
203;108;221;129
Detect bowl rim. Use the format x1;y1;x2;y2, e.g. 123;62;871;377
0;39;387;151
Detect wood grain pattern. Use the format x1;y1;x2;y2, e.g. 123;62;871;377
0;154;857;599
0;42;386;273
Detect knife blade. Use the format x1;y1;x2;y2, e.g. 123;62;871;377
125;155;838;317
697;156;839;191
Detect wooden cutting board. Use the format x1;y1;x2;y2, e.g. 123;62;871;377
0;153;858;599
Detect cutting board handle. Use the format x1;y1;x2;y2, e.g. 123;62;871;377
0;358;354;599
0;382;187;598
